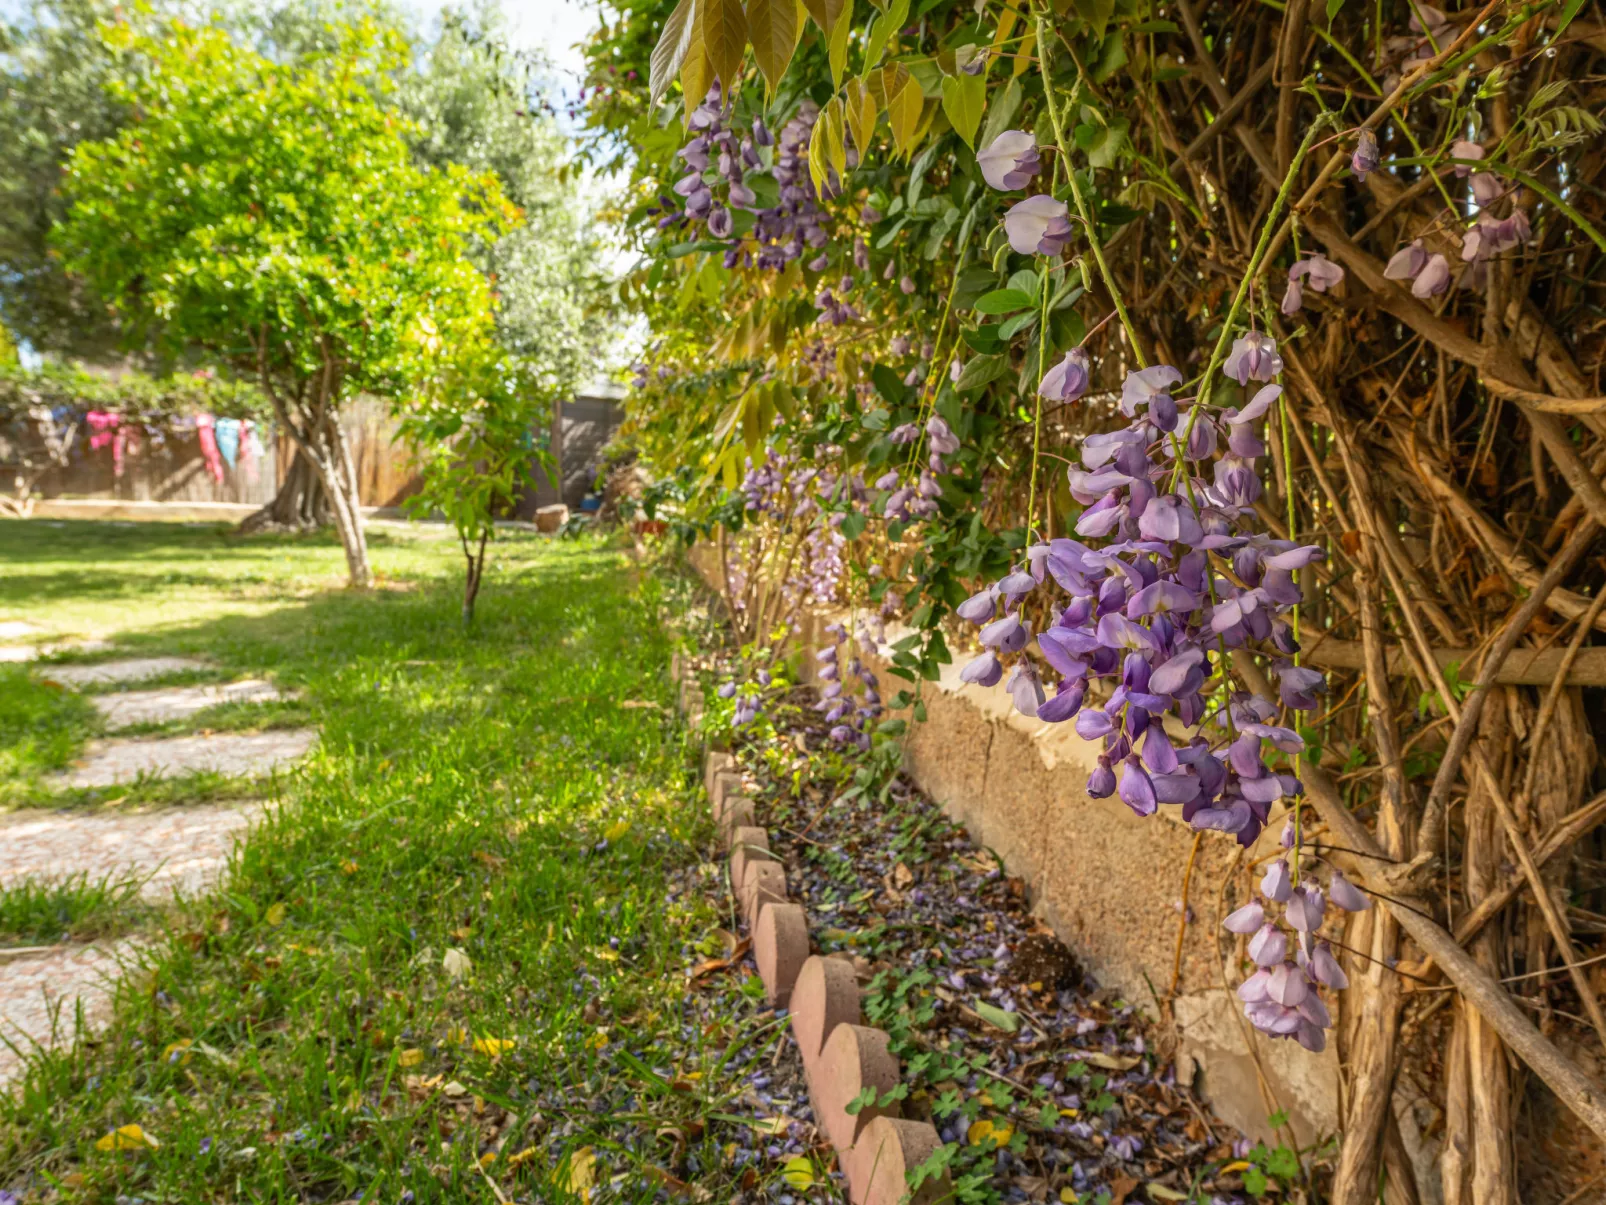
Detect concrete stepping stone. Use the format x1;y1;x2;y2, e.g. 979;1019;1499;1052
0;939;146;1091
59;729;317;789
0;638;114;664
0;803;263;899
42;656;208;688
91;680;288;730
0;621;41;642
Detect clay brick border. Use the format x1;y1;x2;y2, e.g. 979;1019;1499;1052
671;659;949;1205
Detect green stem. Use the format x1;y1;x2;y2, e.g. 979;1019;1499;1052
1026;277;1050;543
1168;113;1335;491
1033;6;1147;369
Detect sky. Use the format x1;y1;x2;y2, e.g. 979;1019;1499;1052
406;0;608;109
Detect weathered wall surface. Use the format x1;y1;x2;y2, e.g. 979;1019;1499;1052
689;544;1340;1145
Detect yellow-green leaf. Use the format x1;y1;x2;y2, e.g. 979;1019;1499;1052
562;1146;597;1194
887;73;924;157
698;0;750;99
826;0;853;86
800;0;847;33
781;1155;816;1189
265;901;286;926
863;0;908;68
472;1036;516;1056
868;60;909;112
807;97;846;193
96;1124;159;1152
650;0;699;104
746;0;800;90
843;76;878;155
941;70;986;147
680;43;713;121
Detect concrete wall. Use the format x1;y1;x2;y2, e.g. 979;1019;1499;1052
688;542;1340;1145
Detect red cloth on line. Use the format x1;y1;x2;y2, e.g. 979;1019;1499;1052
196;414;225;484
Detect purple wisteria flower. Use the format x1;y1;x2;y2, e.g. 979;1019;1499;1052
1224;332;1283;385
1450;138;1484;176
1385;238;1451;297
1039;348;1091;402
1004;195;1073;256
1281;253;1345;314
977;129;1041;191
1351;128;1379;178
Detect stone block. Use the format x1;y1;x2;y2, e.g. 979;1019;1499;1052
842;1117;948;1205
753;902;810;1008
728;826;773;890
703;750;735;798
790;955;860;1067
716;797;756;848
810;1023;900;1153
738;860;787;928
534;503;569;533
710;771;743;818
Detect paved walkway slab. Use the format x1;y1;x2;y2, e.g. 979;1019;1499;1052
91;680;288;729
0;803;264;898
0;639;115;664
59;729;318;788
0;940;147;1090
0;620;41;641
42;656;208;688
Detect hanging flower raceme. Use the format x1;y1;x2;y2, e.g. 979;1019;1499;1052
1383;239;1452;298
1224;332;1284;385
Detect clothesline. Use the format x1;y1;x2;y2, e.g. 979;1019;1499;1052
81;409;265;484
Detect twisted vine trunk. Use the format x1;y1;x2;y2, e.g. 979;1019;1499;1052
241;446;332;532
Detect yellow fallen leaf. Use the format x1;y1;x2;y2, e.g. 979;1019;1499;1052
398;1048;425;1067
967;1119;1013;1148
749;1117;791;1135
505;1146;539;1169
442;1080;468;1098
1221;1160;1253;1174
562;1145;597;1194
473;1036;515;1057
1146;1187;1190;1202
780;1155;815;1190
1059;1191;1079;1204
96;1124;159;1152
265;902;286;926
340;860;359;875
162;1039;193;1066
443;948;472;979
604;818;632;841
447;1027;468;1044
594;947;620;962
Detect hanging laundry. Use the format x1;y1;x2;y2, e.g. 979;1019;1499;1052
85;411;126;477
239;421;264;486
215;417;242;469
195;414;225;484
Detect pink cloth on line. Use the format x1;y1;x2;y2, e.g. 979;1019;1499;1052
86;411;127;477
196;414;225;484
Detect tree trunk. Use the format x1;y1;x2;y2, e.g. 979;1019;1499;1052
240;446;332;532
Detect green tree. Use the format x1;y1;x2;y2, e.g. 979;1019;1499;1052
55;15;515;587
399;348;546;623
397;5;615;401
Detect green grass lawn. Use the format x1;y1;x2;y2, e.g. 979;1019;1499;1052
0;520;759;1203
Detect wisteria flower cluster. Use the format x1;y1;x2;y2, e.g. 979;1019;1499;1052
1223;842;1372;1051
651;85;830;272
881;414;961;522
813;620;886;748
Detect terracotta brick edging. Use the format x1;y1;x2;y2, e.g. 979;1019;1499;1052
688;714;950;1204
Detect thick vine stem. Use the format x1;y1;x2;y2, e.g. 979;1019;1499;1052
1032;5;1147;370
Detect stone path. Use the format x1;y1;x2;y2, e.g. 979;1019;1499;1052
2;655;312;1092
91;679;287;729
0;803;266;898
40;656;208;688
0;940;147;1089
61;729;317;788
